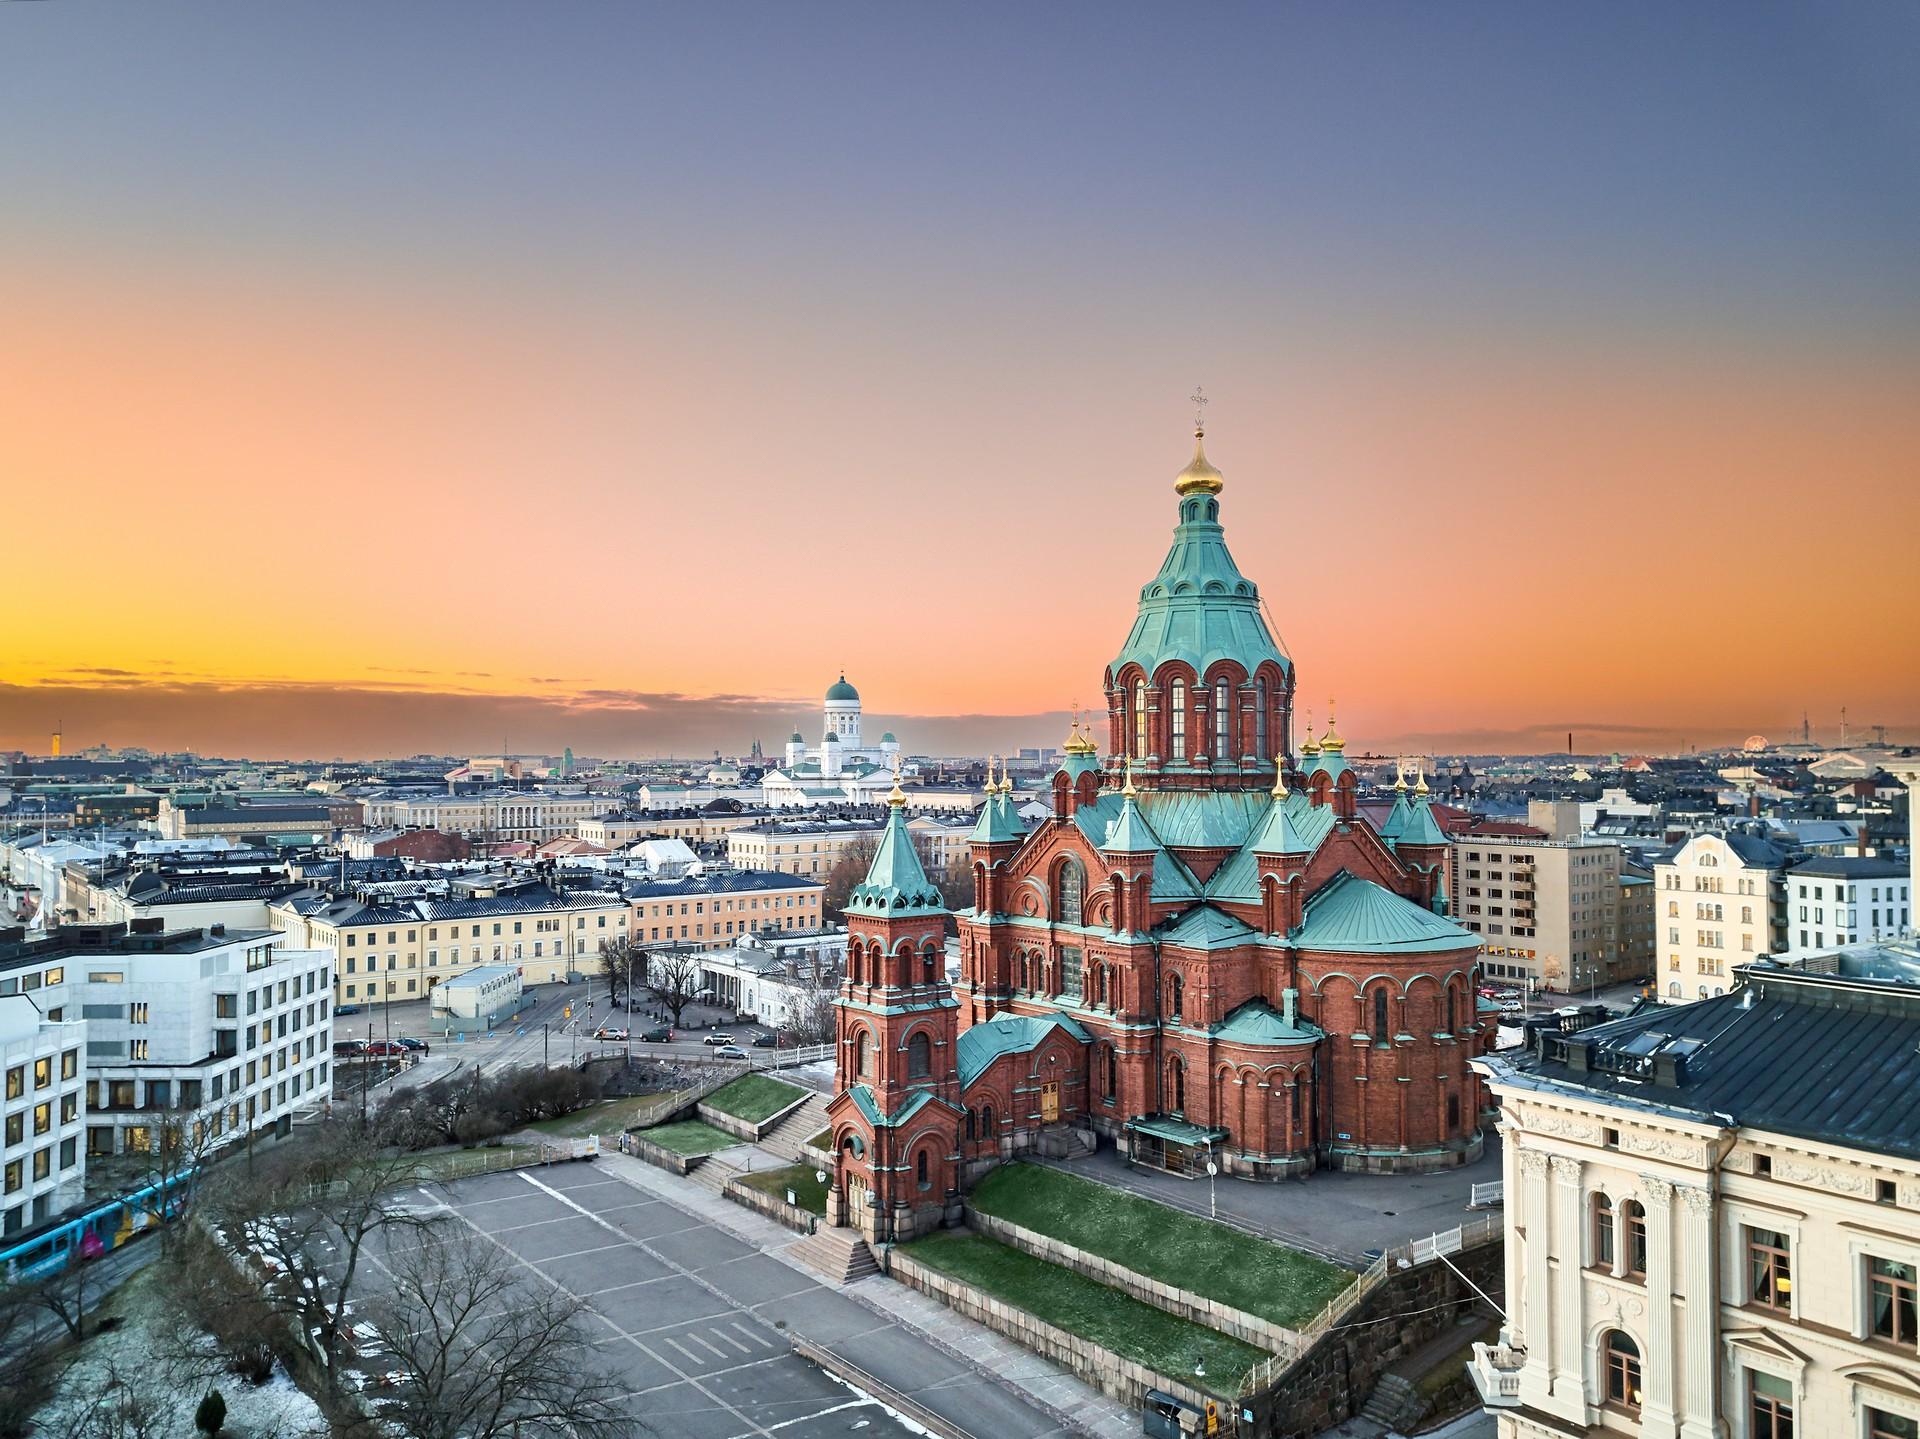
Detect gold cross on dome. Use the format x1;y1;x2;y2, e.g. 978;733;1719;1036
1190;386;1208;433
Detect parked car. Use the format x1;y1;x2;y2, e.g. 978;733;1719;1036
703;1033;735;1047
640;1026;673;1042
751;1033;779;1048
712;1045;749;1060
332;1039;366;1056
1499;999;1525;1016
363;1040;409;1056
336;1004;363;1016
593;1027;629;1041
393;1037;429;1051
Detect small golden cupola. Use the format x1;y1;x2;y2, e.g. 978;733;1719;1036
1173;428;1224;497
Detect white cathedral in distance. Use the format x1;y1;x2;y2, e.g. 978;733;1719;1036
760;675;905;806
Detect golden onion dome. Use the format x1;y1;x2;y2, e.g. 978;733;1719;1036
1174;429;1224;497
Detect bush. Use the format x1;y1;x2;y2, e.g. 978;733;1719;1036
385;1065;606;1149
195;1388;227;1436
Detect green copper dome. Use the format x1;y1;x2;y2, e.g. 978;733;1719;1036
826;674;860;702
1110;447;1290;682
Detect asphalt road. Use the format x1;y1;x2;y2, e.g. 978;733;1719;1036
362;1161;1072;1438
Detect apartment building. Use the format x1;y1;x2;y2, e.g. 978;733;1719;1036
726;813;974;880
1473;964;1920;1439
271;877;629;1006
1784;856;1911;957
1447;836;1647;993
358;791;618;845
1652;832;1789;1003
626;871;825;950
576;810;768;848
0;995;86;1234
0;921;334;1179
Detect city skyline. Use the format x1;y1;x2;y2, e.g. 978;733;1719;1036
5;3;1917;759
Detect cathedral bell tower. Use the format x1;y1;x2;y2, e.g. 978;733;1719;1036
828;772;961;1242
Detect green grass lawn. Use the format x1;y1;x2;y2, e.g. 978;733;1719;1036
803;1126;832;1151
639;1119;740;1156
703;1073;807;1125
738;1163;829;1215
524;1092;693;1138
968;1163;1352;1329
907;1230;1267;1392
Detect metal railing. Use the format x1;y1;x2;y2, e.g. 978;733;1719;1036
1469;1179;1505;1208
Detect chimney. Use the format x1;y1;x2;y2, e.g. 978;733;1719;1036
1747;791;1761;819
1282;987;1298;1026
1858;824;1869;858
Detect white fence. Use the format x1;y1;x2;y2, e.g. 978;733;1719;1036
1469;1179;1505;1208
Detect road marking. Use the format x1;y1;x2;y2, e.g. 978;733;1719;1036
712;1325;753;1354
731;1320;773;1349
663;1335;705;1366
690;1332;732;1359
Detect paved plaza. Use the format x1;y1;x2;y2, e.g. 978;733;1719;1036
411;1159;1093;1439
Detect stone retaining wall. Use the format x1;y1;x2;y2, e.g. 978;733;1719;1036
697;1087;810;1142
724;1176;819;1234
625;1135;704;1176
1248;1240;1504;1439
889;1248;1223;1413
965;1208;1303;1356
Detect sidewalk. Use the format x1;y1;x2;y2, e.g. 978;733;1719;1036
595;1151;1140;1439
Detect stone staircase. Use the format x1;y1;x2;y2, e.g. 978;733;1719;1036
789;1223;881;1285
1358;1372;1424;1432
691;1154;740;1197
761;1093;831;1161
1034;1125;1097;1161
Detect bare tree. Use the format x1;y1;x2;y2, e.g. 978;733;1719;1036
821;836;879;916
365;1227;637;1439
206;1112;431;1401
598;937;638;1007
0;1282;59;1438
782;971;839;1046
646;949;701;1027
22;1252;96;1342
128;1108;224;1256
40;1358;170;1439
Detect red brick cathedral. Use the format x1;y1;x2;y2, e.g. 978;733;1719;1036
826;424;1491;1243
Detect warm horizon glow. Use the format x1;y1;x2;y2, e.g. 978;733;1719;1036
4;4;1917;760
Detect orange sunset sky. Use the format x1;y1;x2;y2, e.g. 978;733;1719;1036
3;4;1917;760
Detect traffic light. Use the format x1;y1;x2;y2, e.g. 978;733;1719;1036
1204;1401;1218;1435
563;1005;572;1019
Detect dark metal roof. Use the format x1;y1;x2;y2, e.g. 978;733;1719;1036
624;871;823;900
1505;965;1920;1160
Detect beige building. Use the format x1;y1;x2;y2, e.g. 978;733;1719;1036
1652;832;1788;1003
627;872;825;950
359;791;617;845
271;878;629;1006
1449;836;1644;994
1474;966;1920;1439
576;810;767;848
726;813;974;880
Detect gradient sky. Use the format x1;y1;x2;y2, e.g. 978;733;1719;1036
3;3;1917;760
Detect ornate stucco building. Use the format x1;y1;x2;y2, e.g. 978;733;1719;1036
824;423;1496;1244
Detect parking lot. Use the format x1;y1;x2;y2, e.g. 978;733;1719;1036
388;1161;1074;1438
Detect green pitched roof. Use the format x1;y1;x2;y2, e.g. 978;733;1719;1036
1248;794;1308;855
1110;488;1292;682
846;1083;951;1129
847;803;946;916
1399;796;1447;848
1378;792;1412;843
956;1013;1090;1088
1101;794;1161;854
967;791;1024;845
1295;871;1477;954
1212;998;1323;1048
1158;903;1258;950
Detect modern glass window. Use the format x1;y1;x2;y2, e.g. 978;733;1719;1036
1746;1228;1791;1310
1871;1257;1917;1345
1169;679;1187;760
1603;1331;1642;1412
1749;1372;1793;1439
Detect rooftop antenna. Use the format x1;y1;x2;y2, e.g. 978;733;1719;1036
1841;707;1849;748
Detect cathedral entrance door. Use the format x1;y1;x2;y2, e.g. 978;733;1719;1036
1040;1081;1060;1124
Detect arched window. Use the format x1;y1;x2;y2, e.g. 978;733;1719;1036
1169;972;1184;1020
982;1105;995;1135
1373;986;1391;1044
1255;677;1268;759
1622;1200;1648;1275
907;1033;931;1079
1133;679;1148;758
1214;680;1231;760
1668;980;1681;998
1593;1193;1616;1268
964;1110;977;1140
1170;1057;1186;1112
921;946;938;984
1603;1331;1642;1412
1105;1046;1118;1098
916;1149;930;1190
1170;678;1187;761
855;1032;870;1078
1445;987;1457;1035
1058;860;1085;926
1096;965;1109;1007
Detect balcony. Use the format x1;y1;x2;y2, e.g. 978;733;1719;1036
1470;1340;1524;1408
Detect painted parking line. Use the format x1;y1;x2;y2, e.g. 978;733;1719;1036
689;1331;732;1360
